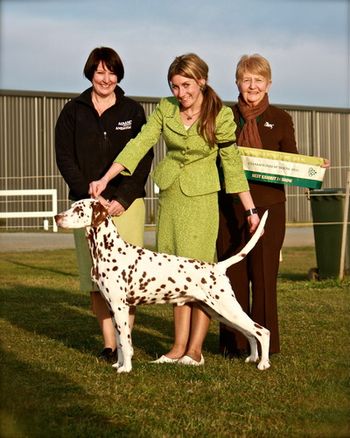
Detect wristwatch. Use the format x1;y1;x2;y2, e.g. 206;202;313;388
245;208;258;217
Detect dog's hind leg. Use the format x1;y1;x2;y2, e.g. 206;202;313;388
244;331;270;370
252;323;270;370
200;300;270;370
110;305;134;373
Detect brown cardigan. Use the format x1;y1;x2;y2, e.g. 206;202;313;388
233;104;298;207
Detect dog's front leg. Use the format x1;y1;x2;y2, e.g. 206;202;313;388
111;305;134;373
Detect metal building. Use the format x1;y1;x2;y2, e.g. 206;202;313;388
0;89;349;230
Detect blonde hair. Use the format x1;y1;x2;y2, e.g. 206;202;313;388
168;53;222;147
235;54;272;83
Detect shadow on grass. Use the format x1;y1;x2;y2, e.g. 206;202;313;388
4;258;77;278
278;272;310;281
0;347;132;437
1;285;220;359
1;285;99;352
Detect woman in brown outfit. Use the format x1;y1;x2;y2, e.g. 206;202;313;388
216;54;298;355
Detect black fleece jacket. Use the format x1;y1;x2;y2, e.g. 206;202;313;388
55;86;153;209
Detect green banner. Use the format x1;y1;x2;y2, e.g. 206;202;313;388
238;147;326;189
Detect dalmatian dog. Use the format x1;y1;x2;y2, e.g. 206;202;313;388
55;199;270;373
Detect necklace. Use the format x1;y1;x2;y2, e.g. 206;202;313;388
182;109;201;121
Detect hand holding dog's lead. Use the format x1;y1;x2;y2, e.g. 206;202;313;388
108;200;125;216
89;178;107;198
89;162;126;197
95;196;124;216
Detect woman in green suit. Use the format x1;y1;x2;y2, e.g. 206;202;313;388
89;53;260;366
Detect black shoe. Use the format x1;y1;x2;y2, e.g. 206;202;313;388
98;347;117;363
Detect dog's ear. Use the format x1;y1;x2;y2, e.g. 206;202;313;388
91;201;109;227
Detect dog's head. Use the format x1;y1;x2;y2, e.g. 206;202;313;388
55;199;109;229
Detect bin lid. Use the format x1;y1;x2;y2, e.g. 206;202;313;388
310;188;345;195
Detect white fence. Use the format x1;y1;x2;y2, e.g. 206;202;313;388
0;189;58;232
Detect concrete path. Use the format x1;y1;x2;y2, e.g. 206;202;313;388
0;227;314;252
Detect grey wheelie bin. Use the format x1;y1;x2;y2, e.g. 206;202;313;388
309;188;349;279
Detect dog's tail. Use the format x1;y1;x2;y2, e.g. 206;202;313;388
218;210;268;271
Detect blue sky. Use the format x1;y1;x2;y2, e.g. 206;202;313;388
1;0;349;108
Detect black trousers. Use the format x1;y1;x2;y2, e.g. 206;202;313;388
216;194;286;355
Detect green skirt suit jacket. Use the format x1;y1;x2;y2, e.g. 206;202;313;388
115;96;249;262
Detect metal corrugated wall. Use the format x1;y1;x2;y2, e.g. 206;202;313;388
0;90;349;230
284;108;350;223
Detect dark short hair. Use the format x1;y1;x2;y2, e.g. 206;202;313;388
83;47;125;82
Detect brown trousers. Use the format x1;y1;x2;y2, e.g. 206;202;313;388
216;194;286;355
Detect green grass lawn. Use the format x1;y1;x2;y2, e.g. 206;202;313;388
0;247;349;438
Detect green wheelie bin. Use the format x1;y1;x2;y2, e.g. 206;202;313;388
309;188;349;279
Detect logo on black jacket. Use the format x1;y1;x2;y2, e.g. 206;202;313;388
116;120;132;130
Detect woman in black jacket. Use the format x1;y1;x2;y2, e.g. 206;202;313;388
55;47;153;362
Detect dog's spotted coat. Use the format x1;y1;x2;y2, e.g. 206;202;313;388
55;199;270;373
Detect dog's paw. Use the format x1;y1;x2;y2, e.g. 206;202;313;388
257;359;271;371
245;354;259;364
116;365;132;373
112;361;132;373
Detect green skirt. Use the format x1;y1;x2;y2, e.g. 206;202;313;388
156;178;218;263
